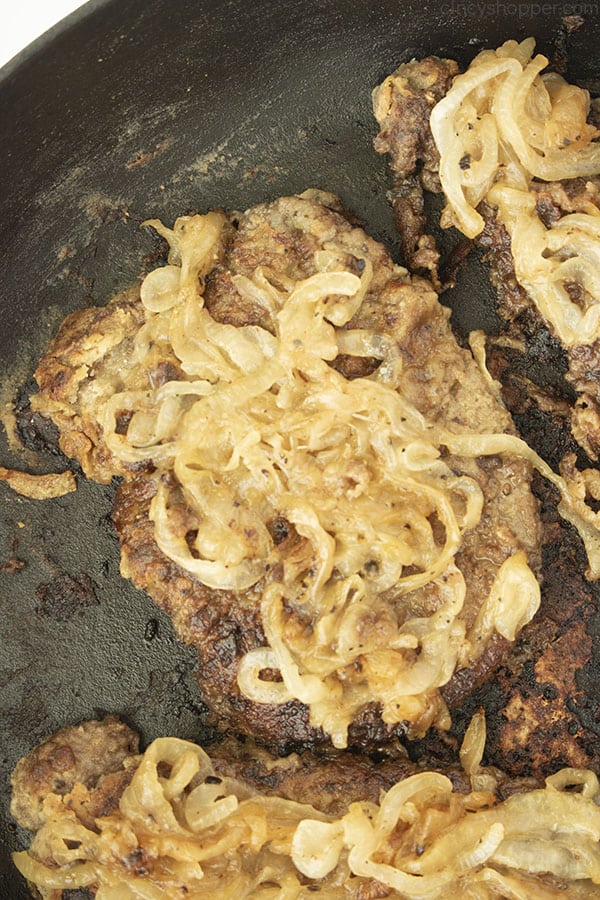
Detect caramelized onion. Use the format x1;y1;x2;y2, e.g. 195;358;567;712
431;38;600;346
15;733;600;898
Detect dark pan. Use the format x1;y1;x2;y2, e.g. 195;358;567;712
1;1;599;895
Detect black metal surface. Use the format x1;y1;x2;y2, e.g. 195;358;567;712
1;1;599;895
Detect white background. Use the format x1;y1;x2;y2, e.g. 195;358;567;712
0;0;86;70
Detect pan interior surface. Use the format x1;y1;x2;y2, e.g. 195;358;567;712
1;1;598;896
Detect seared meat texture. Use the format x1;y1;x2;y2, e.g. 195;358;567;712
210;733;545;810
10;717;138;833
372;57;456;190
32;288;146;482
372;56;457;283
10;717;541;829
31;192;541;754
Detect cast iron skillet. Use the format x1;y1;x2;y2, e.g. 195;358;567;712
1;1;599;895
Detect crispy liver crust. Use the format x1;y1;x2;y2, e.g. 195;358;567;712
372;56;457;282
10;717;139;833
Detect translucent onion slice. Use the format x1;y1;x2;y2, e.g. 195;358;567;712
150;480;267;591
184;784;238;831
430;56;520;237
236;647;294;705
290;820;344;879
140;265;181;312
494;55;600;180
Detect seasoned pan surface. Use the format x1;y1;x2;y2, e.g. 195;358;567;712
1;1;599;895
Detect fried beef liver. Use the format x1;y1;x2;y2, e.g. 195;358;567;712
31;193;541;754
11;716;541;849
373;58;600;775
